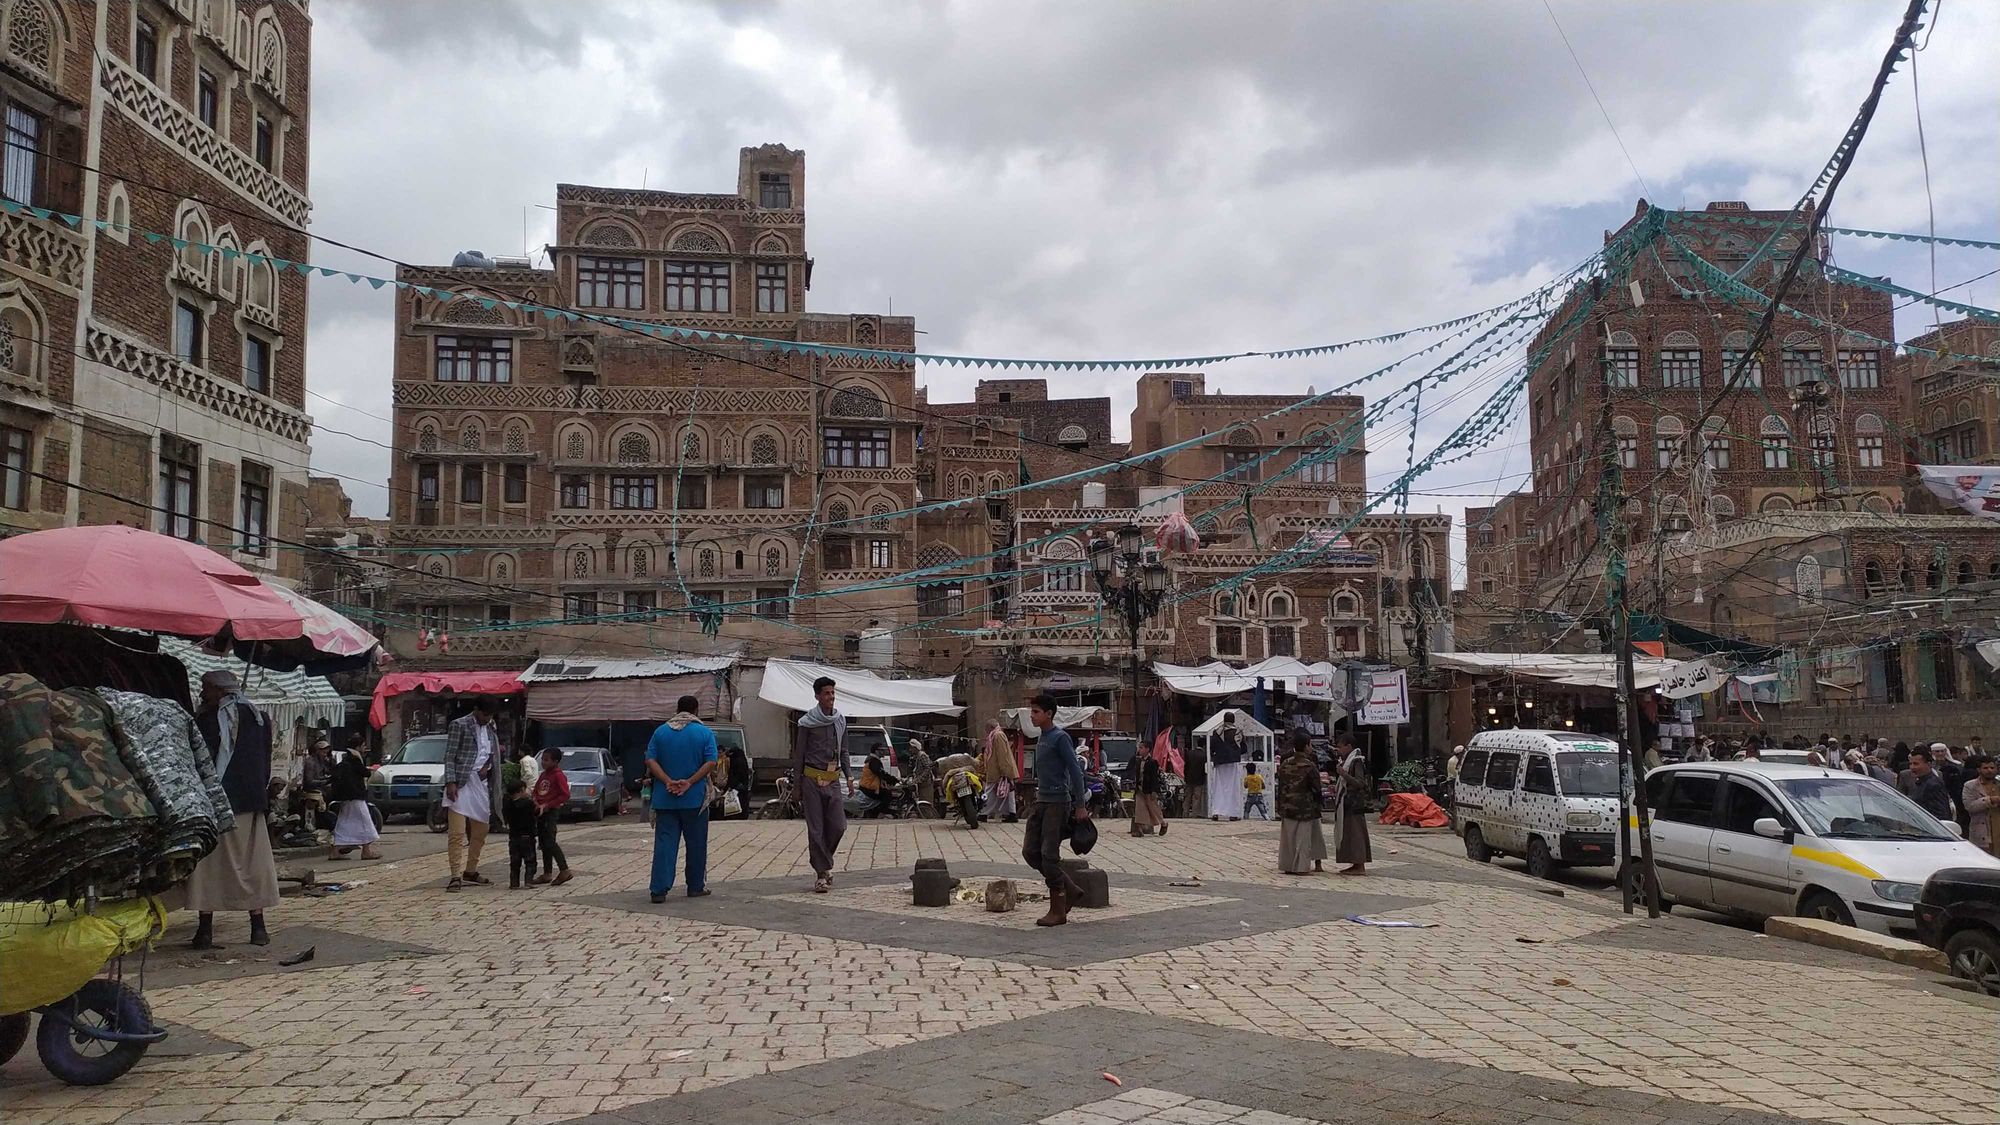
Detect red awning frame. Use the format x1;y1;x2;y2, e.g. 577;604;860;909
369;671;525;728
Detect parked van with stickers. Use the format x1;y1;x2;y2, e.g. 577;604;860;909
1453;729;1623;879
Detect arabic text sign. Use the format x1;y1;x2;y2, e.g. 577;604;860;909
1358;669;1409;725
1659;658;1723;700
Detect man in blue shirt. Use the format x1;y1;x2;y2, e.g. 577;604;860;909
1022;693;1090;927
646;695;717;903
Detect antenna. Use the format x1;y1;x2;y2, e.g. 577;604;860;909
642;166;649;190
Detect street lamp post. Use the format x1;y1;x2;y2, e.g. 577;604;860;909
1087;525;1171;793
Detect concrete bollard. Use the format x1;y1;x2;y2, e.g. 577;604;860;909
912;868;955;906
1072;867;1111;909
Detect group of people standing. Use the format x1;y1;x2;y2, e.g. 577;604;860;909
1274;730;1373;876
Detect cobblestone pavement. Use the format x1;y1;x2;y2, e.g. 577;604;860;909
2;818;1992;1125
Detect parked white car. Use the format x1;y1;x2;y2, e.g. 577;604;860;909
1632;762;2000;937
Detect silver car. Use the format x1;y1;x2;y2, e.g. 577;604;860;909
553;747;624;820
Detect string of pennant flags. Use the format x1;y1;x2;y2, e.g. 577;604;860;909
1666;207;2000;253
0;195;1528;374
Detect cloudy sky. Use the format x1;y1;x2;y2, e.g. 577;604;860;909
302;1;1998;582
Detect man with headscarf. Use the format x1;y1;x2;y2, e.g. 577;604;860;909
793;676;849;893
1130;733;1167;837
1930;742;1968;825
981;717;1020;823
906;738;936;810
185;669;280;949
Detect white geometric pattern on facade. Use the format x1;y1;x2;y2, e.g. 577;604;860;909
5;0;53;78
563;430;587;461
85;324;311;443
98;58;313;226
393;383;814;414
417;425;438;452
749;434;780;464
0;209;85;290
504;425;526;452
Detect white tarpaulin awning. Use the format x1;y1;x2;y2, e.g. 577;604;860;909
518;654;736;682
1432;651;1681;690
758;658;962;718
999;705;1114;734
1152;658;1338;698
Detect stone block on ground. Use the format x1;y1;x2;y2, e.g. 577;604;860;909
911;868;955;907
1763;916;1948;973
1072;867;1111;909
984;879;1017;913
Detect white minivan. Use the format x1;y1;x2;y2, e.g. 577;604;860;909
1455;729;1623;879
1635;761;2000;937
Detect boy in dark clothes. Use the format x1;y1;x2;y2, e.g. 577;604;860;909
503;778;538;889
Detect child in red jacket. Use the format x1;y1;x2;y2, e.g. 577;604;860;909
531;748;572;886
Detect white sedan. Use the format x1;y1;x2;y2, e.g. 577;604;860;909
1626;762;2000;937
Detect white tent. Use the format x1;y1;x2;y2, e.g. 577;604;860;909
1191;708;1279;776
1431;651;1681;690
757;657;962;718
1153;657;1337;697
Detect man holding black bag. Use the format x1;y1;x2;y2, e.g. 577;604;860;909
1022;693;1091;927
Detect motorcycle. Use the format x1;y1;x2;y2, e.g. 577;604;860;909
1084;771;1125;820
863;779;937;820
757;775;801;820
942;766;983;829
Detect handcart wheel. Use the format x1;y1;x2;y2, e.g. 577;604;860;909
0;1011;28;1067
36;979;154;1086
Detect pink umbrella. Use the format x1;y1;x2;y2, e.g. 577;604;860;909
0;525;303;640
262;583;378;662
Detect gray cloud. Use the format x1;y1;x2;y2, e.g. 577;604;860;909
302;0;1999;588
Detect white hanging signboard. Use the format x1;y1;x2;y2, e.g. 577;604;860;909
1659;658;1724;700
1358;669;1410;725
1296;672;1338;701
1918;465;2000;521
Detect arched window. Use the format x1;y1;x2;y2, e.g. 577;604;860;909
1217;591;1238;618
749;434;780;464
681;431;702;461
1927;558;1944;591
570;548;592;578
631;548;650;577
699;551;716;578
563;430;587;461
1707;495;1735;520
459;422;481;452
953;473;973;499
1855;412;1885;469
1267;592;1294;618
1957;559;1975;588
868;501;892;528
1660;331;1701;388
1760;493;1794;513
617;431;651;463
1228;428;1256;446
1613;415;1638;469
1701;419;1729;471
1660;495;1690;533
827;500;851;526
829;386;885;419
1760;415;1792;470
1863;560;1886;597
579;220;639;248
1056;424;1087;446
765;547;783;576
253;11;285;89
504;424;527;453
1794;555;1822;606
1655;416;1685;471
417;424;438;453
1040;537;1085;593
735;549;745;572
1333;590;1360;617
1990;559;2000;583
1860;494;1895;515
4;0;53;78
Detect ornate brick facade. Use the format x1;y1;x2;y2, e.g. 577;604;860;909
1527;200;1901;608
0;0;313;588
384;147;923;669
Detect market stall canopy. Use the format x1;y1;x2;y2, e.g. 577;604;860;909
369;670;525;728
1192;708;1276;738
1431;651;1681;690
1152;657;1337;697
758;658;961;718
518;654;736;723
160;636;344;732
999;705;1114;734
0;525;376;672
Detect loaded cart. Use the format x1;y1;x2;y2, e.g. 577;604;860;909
0;897;168;1085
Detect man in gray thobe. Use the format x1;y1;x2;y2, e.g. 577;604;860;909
792;675;850;894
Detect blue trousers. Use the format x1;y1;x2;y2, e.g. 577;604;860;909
650;806;709;896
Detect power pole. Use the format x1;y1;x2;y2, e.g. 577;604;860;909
1594;302;1661;918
